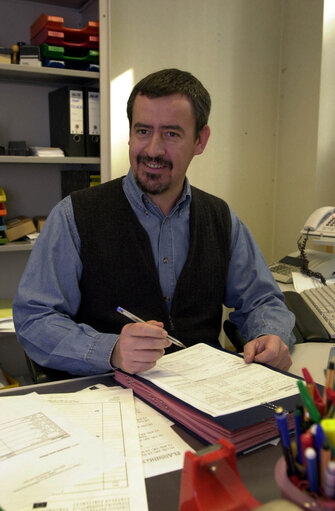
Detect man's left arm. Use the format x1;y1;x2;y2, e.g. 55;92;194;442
224;210;296;369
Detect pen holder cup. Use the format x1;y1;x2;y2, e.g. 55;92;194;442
275;457;335;510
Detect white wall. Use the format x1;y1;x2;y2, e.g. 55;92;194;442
316;0;335;209
274;0;323;260
106;0;283;261
106;0;326;262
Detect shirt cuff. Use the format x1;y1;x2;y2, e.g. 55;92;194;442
85;332;120;373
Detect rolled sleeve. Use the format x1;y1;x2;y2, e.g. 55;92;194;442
225;210;296;347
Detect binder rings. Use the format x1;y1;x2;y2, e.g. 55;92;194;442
114;345;302;453
49;86;85;157
84;88;100;156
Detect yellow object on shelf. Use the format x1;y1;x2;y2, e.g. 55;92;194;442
0;186;6;202
0;299;12;319
0;368;19;389
2;372;19;389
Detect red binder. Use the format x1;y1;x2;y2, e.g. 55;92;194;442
114;346;301;454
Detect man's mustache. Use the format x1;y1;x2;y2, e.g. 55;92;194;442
137;155;173;170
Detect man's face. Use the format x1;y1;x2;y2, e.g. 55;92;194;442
129;93;208;200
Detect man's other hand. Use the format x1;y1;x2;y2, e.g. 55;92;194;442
243;335;292;371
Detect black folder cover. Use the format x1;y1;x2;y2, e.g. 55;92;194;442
49;86;85;156
114;348;302;453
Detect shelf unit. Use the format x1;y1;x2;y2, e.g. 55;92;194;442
0;0;106;383
0;61;99;84
0;156;99;164
0;0;102;287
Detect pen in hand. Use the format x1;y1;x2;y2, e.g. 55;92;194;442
116;307;187;349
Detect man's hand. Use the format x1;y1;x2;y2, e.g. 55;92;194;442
111;320;172;374
243;335;292;371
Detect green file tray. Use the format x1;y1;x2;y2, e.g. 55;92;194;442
40;44;99;63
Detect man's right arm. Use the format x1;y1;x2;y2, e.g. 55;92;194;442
13;196;118;375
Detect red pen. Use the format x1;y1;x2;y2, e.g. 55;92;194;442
302;367;325;416
300;430;314;466
324;362;335;404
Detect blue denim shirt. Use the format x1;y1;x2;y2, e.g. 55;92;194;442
13;169;295;375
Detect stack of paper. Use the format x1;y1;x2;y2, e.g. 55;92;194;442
0;384;192;511
115;344;301;453
30;146;65;157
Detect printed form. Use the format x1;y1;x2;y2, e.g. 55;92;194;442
138;343;299;417
36;387;148;511
0;384;193;510
0;392;121;511
83;385;193;478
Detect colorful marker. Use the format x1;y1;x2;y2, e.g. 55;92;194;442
323;460;335;498
275;406;297;475
320;442;331;489
294;407;303;465
305;447;318;493
297;379;321;423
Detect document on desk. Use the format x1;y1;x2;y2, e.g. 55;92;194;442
0;392;121;511
137;343;299;416
38;387;148;510
134;397;193;477
81;384;193;478
115;344;301;452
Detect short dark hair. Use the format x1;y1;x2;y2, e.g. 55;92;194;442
127;68;211;136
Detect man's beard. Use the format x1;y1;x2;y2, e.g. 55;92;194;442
134;156;173;195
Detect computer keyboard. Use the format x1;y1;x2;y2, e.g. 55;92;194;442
269;256;302;284
301;283;335;338
269;251;335;284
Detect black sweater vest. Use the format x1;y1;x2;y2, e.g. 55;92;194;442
71;178;231;350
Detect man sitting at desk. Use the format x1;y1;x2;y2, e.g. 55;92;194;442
13;68;295;376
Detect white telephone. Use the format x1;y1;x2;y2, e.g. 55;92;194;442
301;206;335;237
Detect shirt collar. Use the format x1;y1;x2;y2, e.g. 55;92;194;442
123;168;191;216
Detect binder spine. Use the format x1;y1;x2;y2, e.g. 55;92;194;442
48;86;85;156
85;88;100;156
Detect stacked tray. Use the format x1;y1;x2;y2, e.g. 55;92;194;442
30;13;99;71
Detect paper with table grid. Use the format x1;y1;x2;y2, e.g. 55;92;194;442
0;384;192;511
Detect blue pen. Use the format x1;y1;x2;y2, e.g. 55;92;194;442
305;447;319;493
275;406;297;475
314;423;325;464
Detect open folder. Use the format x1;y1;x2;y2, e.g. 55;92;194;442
114;344;302;453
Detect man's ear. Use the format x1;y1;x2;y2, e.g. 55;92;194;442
194;125;211;156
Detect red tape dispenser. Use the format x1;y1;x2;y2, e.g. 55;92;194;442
179;437;261;511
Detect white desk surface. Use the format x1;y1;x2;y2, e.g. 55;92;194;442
289;341;335;384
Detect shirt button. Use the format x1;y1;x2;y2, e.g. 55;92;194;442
163;257;168;264
164;296;170;303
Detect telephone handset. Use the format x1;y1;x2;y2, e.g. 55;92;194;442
301;206;335;236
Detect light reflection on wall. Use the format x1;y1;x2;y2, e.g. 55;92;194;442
315;0;335;207
110;69;134;178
